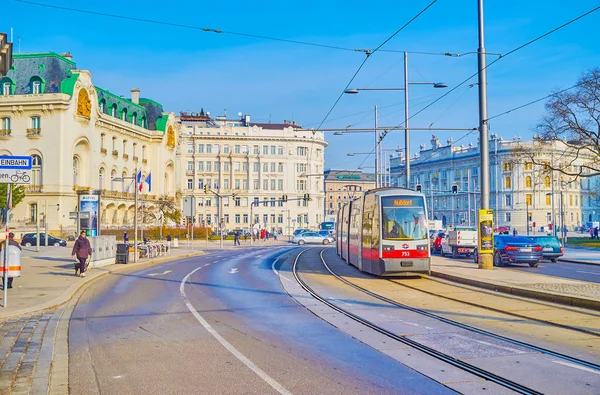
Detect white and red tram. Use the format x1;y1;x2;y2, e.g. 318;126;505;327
337;188;430;275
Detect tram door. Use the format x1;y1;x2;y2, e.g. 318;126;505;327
361;193;378;273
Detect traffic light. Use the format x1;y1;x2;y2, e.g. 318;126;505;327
232;193;237;199
204;184;209;194
452;185;458;194
282;194;288;202
416;184;422;193
303;193;310;201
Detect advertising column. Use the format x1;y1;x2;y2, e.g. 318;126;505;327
78;191;101;236
478;209;494;268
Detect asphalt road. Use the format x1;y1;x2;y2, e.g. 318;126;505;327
69;246;454;394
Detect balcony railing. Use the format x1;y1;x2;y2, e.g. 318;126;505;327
112;150;119;157
26;128;41;138
123;153;129;160
100;148;107;154
25;185;43;193
133;156;139;162
142;159;148;164
0;129;11;137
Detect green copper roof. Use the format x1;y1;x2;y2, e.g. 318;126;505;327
13;52;77;67
60;73;80;96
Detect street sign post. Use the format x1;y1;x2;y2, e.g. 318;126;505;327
0;156;32;307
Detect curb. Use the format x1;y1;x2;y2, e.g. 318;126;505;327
430;270;600;311
0;251;206;319
557;258;600;266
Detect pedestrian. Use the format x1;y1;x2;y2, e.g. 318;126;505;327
234;231;240;246
123;231;129;244
595;227;599;239
71;230;92;277
0;232;21;289
513;228;518;236
244;232;248;242
591;228;595;239
273;232;278;242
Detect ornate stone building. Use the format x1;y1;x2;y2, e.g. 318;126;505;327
177;111;327;234
0;52;178;234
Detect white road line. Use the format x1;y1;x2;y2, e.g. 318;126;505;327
576;270;600;276
271;258;280;276
552;360;600;375
378;314;433;329
180;268;291;395
454;334;526;354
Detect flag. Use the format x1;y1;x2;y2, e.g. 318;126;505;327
7;185;12;209
145;172;152;192
137;170;143;192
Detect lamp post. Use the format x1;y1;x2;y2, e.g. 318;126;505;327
112;172;139;263
344;54;447;188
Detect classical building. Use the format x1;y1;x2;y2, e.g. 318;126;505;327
324;169;376;219
177;111;327;234
389;135;600;233
0;52;178;234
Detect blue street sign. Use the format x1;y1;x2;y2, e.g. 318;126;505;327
0;156;32;169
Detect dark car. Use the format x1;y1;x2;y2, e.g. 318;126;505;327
475;235;542;267
20;233;67;247
527;236;564;262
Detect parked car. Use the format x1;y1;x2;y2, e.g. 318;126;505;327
494;226;510;234
293;229;310;237
527;235;564;262
431;231;445;254
20;233;67;247
292;232;334;245
474;235;542;267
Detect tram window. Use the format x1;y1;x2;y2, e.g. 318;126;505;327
381;196;427;241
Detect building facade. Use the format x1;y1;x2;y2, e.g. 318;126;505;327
389;135;600;233
324;169;376;219
177;112;327;234
0;52;179;234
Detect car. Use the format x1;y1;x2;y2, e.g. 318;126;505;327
431;231;445;254
474;235;542;267
527;235;564;262
318;230;334;239
292;232;334;245
20;233;67;247
494;226;510;234
293;229;310;237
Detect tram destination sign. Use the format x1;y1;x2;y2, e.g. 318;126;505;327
0;155;32;184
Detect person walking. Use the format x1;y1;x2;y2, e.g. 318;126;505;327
234;231;240;246
595;227;599;239
72;231;92;277
0;233;21;289
513;228;518;236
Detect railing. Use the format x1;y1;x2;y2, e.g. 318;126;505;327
25;185;43;193
142;159;148;164
133;156;139;162
0;129;11;137
112;150;119;157
123;153;129;160
26;128;41;137
100;148;107;154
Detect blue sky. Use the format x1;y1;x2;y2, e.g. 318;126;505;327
4;0;600;171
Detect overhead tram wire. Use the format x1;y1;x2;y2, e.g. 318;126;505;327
374;4;600;147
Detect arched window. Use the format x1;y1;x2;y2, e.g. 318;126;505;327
31;155;42;186
121;108;127;121
131;112;137;125
505;176;511;189
1;77;14;95
544;176;551;188
140;116;146;128
111;169;117;190
122;171;127;193
73;157;80;186
30;76;44;94
99;99;106;113
99;168;105;190
546;194;551;205
525;176;532;188
110;104;117;117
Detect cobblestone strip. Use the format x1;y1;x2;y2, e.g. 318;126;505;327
0;318;23;367
10;313;52;395
0;314;41;393
49;297;76;395
30;306;65;395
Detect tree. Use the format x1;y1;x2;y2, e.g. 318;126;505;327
143;195;181;239
0;184;25;225
515;68;600;178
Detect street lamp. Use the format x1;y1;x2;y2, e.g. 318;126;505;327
344;51;447;188
112;172;139;263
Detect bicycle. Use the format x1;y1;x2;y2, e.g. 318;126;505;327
10;170;30;183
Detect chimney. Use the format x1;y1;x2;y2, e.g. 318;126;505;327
61;52;73;61
130;88;140;104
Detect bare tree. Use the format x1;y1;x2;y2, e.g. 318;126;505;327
514;68;600;178
144;195;181;239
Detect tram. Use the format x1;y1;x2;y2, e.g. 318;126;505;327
337;188;430;275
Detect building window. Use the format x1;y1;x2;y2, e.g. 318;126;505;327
223;145;230;154
206;162;212;171
235;179;240;189
270;162;276;172
505;176;511;189
30;203;38;223
1;79;13;95
278;146;284;155
526;194;532;205
525;176;532;188
505;194;511;206
505;212;511;222
187;179;193;189
297;180;306;191
270;180;276;190
198;178;204;189
270;145;276;155
206;144;212;154
278;163;284;172
242;145;248;153
234;162;240;172
503;162;512;171
72;157;80;186
121;108;127;121
263;163;269;172
31;116;41;129
569;195;573;206
546;194;551;205
31;77;43;94
111;104;117;117
98;168;105;190
99;100;106;113
31;154;42;186
263;145;269;155
253;179;259;189
131;113;137;125
223;162;229;172
0;117;10;130
242;162;248;172
544;176;551;188
242;179;248;189
187;161;194;172
253;162;260;172
234;145;240;154
198;161;204;171
278;180;284;190
198;144;204;153
524;162;533;170
263;180;269;190
297;147;308;156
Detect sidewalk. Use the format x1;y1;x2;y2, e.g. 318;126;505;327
430;257;600;310
559;246;600;265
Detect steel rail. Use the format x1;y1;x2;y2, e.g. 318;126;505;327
318;249;600;372
292;248;543;395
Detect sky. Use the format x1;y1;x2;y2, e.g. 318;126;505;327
4;0;600;172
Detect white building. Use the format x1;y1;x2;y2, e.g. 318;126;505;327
389;134;600;233
0;52;179;235
177;111;327;234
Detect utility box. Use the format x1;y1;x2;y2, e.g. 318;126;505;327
116;243;129;264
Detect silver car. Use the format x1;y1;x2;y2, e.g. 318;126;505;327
292;232;334;245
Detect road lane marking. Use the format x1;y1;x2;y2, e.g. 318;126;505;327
147;270;172;277
552;360;600;375
378;314;433;329
454;334;526;354
576;270;600;276
271;258;292;282
180;268;291;395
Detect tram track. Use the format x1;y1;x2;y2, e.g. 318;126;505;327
316;248;600;373
292;248;543;395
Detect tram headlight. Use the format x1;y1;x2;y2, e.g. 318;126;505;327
416;245;428;251
383;245;395;252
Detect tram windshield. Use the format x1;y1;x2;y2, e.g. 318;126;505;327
381;196;428;241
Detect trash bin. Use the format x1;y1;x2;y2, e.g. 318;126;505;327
116;243;129;264
173;238;179;248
